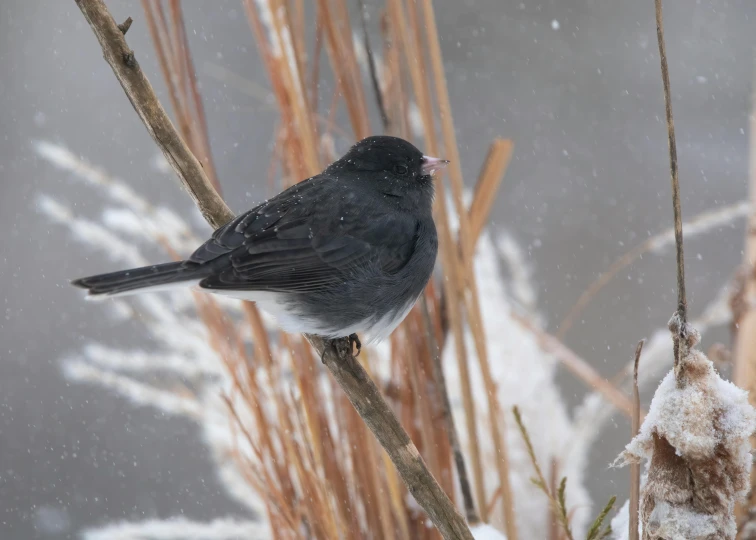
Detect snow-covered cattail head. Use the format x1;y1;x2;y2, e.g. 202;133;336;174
616;316;756;539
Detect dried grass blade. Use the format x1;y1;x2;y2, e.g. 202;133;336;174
389;0;484;521
468;139;513;245
418;1;516;531
629;340;644;540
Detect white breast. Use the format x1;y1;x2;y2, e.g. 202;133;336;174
207;288;418;344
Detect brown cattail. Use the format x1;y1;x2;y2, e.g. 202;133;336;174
616;318;756;539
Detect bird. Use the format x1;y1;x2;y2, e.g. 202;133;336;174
72;135;447;348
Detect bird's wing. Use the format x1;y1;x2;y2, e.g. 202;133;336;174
191;177;418;293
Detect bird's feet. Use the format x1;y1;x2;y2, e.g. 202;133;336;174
318;334;361;364
349;333;362;357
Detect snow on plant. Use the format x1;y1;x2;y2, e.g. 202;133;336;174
614;317;756;539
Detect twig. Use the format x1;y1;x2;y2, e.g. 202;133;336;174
117;16;132;34
654;0;687;367
75;0;233;229
75;2;472;538
629;339;644;540
356;0;389;131
421;296;479;524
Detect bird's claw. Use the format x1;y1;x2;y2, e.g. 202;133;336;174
349;333;362;357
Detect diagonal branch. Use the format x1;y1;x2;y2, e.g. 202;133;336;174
74;1;472;538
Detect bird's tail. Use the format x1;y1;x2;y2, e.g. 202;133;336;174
71;261;205;298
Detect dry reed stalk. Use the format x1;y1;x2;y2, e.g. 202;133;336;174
405;322;444;492
468;139;514;244
415;2;518;531
197;297;299;529
345;393;386;537
417;0;494;384
409;310;457;503
141;0;221;193
360;351;403;540
357;0;389;131
242;0;317;182
262;0;321;176
308;19;324;110
630;340;644;540
654;0;687;335
286;0;308;106
380;14;410;138
421;297;478;524
734;64;756;534
243;302;273;367
388;0;486;520
75;0;233;228
168;0;219;188
316;0;371;139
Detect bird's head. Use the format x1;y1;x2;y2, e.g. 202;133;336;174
329;136;448;209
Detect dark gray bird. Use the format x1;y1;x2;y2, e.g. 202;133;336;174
72;136;447;344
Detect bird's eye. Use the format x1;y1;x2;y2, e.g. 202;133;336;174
393;164;408;175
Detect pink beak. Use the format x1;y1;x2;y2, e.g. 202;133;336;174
421;155;450;176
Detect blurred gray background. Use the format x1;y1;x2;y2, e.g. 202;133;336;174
0;0;753;538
